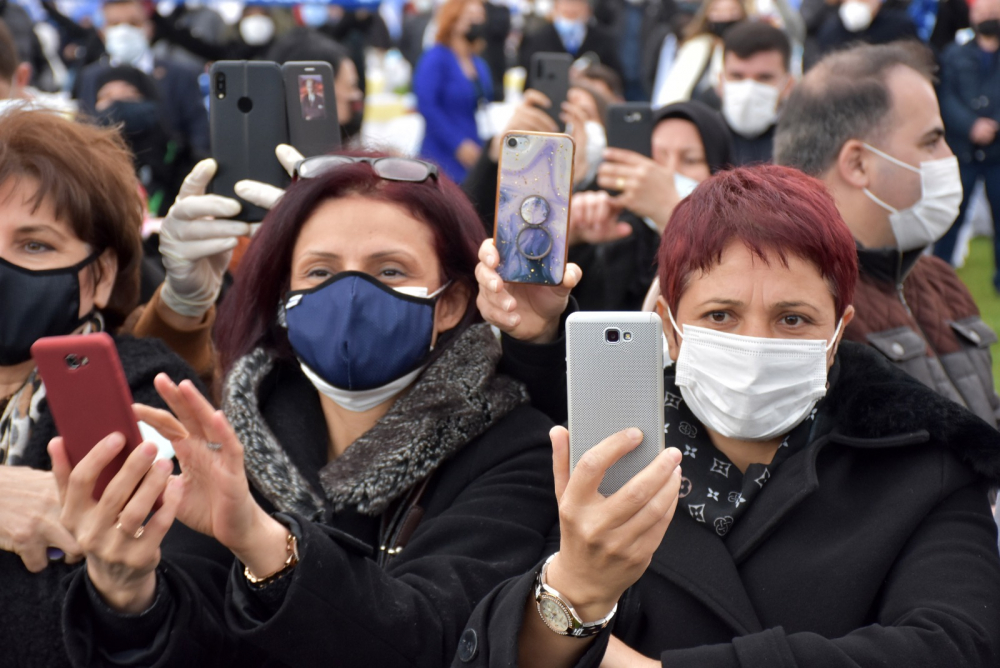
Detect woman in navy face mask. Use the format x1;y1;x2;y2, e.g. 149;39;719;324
57;150;558;667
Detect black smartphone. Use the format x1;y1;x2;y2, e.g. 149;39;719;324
282;61;340;158
529;52;572;132
606;103;653;158
209;61;290;222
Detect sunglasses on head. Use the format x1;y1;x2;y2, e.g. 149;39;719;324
294;155;440;184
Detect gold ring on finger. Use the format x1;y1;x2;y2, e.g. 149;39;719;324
616;177;626;190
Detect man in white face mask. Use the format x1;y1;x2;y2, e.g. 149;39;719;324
73;0;209;155
714;21;793;165
775;41;1000;429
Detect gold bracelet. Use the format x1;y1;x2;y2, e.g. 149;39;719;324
244;530;299;588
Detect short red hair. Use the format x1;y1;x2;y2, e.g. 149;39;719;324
657;164;858;319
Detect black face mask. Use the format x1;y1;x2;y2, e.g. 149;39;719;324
978;19;1000;37
706;19;740;37
96;100;161;138
0;253;99;366
465;22;486;42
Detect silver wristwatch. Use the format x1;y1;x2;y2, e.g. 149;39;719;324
533;553;617;638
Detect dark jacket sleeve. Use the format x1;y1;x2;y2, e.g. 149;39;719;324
223;407;558;667
498;299;576;425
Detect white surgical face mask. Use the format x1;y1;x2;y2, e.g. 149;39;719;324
839;1;874;32
667;307;841;442
239;14;275;46
104;23;150;66
861;143;963;252
296;283;441;413
674;172;700;198
722;79;781;138
584;120;607;172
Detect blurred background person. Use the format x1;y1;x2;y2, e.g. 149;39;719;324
775;41;1000;428
814;0;918;61
568;100;733;311
934;0;1000;278
74;0;208;157
518;0;623;82
413;0;492;182
92;65;188;218
150;4;283;64
650;0;748;106
0;17;30;100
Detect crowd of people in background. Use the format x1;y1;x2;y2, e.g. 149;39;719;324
2;0;1000;665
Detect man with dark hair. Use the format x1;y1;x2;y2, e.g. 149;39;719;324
571;61;624;102
712;20;793;164
775;41;1000;428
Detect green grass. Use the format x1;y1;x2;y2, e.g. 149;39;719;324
956;237;1000;381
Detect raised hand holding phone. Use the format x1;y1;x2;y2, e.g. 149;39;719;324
50;432;181;613
475;238;581;344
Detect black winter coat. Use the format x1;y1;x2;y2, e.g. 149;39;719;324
455;342;1000;667
63;331;558;667
0;336;208;668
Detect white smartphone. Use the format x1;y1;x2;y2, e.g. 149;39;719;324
566;312;665;496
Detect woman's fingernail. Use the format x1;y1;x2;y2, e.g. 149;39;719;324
504;298;514;311
154;458;173;472
626;428;643;441
509;315;519;327
489;279;498;292
106;433;125;449
141;443;158;458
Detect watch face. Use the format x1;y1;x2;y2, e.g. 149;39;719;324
539;595;571;632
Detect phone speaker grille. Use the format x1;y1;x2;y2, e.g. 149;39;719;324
567;318;665;496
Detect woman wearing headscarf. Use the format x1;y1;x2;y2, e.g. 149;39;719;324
566;100;733;311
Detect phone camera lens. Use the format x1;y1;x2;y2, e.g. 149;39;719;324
507;137;518;148
605;328;621;343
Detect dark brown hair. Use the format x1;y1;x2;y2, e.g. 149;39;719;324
215;150;486;373
0;109;143;328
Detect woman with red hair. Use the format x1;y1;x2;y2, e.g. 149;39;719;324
467;164;1000;667
55;152;557;666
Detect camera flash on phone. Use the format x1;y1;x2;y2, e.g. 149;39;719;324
623;332;632;341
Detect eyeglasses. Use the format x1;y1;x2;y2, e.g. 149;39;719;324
294;155;439;184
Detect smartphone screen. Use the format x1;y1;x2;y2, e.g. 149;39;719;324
493;131;575;285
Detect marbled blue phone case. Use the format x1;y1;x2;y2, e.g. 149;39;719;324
494;132;575;285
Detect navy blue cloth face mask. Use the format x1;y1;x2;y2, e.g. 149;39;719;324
282;271;448;391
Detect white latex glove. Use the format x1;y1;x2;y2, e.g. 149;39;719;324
234;144;304;210
158;145;305;318
158;159;251;318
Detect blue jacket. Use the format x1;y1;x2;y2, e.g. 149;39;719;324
413;44;493;183
939;41;1000;165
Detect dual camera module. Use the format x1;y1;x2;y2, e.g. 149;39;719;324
605;328;632;344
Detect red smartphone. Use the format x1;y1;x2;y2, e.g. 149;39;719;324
31;333;144;501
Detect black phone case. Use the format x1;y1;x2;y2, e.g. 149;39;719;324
282;61;341;158
529;52;572;132
606;103;653;158
209;61;290;222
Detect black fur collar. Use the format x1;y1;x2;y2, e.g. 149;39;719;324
825;342;1000;483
